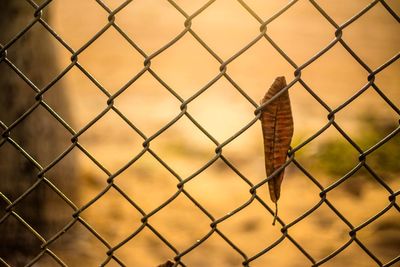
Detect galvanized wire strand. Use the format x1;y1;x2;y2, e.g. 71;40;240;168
379;0;400;22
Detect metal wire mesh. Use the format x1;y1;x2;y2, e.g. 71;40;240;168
1;0;399;266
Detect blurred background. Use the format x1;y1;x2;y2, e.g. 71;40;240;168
4;0;400;266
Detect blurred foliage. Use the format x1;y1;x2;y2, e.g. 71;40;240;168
301;113;400;180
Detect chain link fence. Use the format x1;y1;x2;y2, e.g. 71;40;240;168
1;0;399;266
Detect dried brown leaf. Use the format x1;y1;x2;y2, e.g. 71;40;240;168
260;76;294;203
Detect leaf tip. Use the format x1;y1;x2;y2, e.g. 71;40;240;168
274;76;286;88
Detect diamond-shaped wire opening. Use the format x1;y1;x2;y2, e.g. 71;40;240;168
0;213;43;266
113;152;179;212
69;218;120;266
0;62;37;125
287;202;351;260
76;147;111;202
0;2;36;44
150;33;221;99
54;66;109;130
219;119;264;182
275;163;324;224
183;157;252;218
225;38;294;101
4;22;72;90
8;178;76;238
325;166;391;225
294;125;360;187
0;141;40;201
266;0;335;65
354;207;400;264
341;1;400;69
289;82;330;134
50;0;109;50
215;200;281;256
77;27;145;94
332;93;399;146
334;103;397;142
77;108;145;173
364;136;400;191
148;116;216;178
40;87;75;130
145;193;212;252
78;186;143;246
190;0;262;59
115;0;186;54
113;71;183;136
7;104;73;167
187;77;257;142
301;43;368;109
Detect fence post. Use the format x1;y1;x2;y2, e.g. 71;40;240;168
0;2;76;265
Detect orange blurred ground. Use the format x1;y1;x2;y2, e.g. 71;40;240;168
40;0;400;266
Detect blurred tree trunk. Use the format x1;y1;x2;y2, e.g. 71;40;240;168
0;2;76;265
